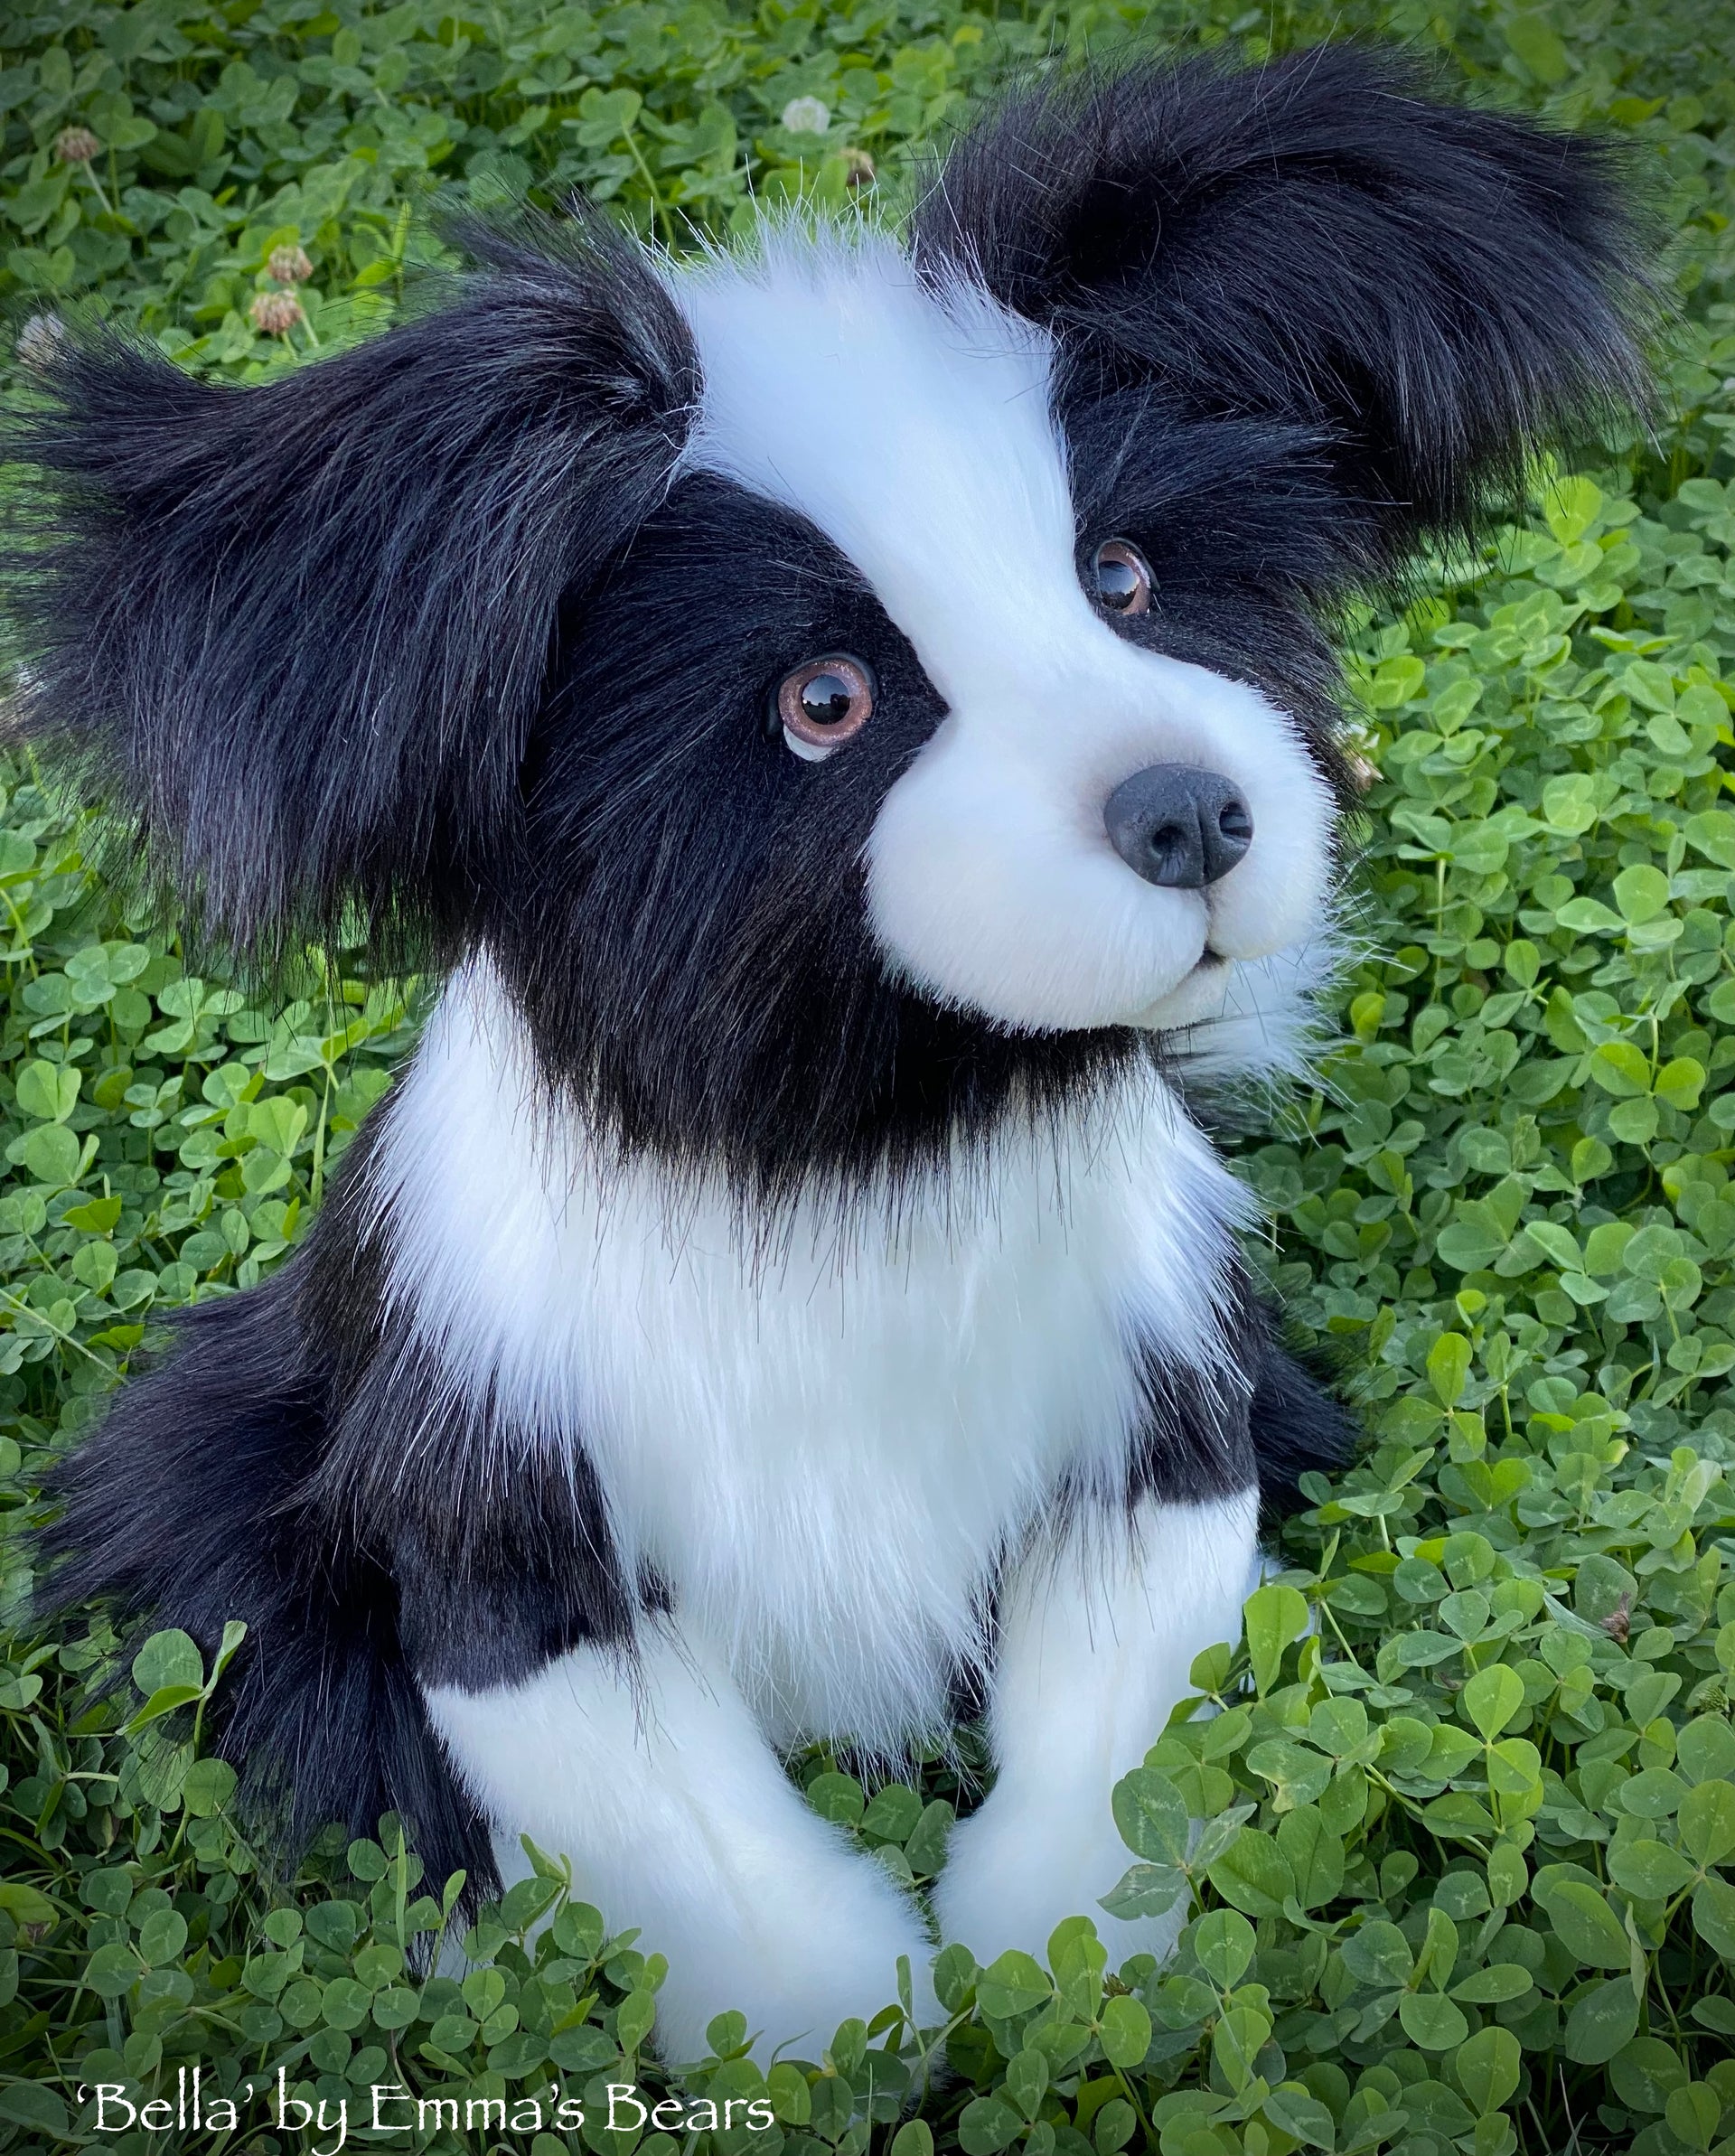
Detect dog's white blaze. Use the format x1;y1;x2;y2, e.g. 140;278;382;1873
378;960;1251;1756
671;230;1335;1034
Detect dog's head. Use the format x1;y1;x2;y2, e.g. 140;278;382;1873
8;49;1647;1195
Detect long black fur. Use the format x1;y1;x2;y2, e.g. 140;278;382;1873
4;209;697;969
914;45;1652;558
38;1224;497;1894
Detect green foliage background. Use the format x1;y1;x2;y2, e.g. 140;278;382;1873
0;0;1733;2150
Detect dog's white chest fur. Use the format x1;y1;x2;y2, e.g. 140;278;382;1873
376;962;1246;1749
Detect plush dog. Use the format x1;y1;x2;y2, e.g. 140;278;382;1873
14;46;1644;2059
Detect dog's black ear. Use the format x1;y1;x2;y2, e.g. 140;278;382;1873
3;211;696;961
913;47;1653;560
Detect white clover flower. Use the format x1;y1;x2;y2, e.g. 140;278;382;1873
781;96;830;135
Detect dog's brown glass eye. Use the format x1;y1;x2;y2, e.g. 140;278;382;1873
1093;539;1152;615
776;654;875;759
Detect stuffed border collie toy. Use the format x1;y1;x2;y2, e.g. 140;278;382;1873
13;47;1644;2059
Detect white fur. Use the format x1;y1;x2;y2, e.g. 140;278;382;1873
427;1631;938;2062
1164;932;1348;1089
934;1489;1258;1968
376;964;1259;2047
670;230;1335;1037
380;961;1247;1754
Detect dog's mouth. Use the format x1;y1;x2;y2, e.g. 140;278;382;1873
1120;945;1236;1032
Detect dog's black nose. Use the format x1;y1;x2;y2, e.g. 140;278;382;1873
1103;764;1252;889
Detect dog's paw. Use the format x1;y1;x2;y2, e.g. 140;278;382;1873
643;1853;938;2067
933;1792;1184;1975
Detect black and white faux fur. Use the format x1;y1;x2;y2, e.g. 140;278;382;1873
11;47;1646;2059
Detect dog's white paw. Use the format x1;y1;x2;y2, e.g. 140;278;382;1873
644;1856;939;2065
933;1792;1184;1976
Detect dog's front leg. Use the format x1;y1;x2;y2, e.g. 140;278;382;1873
933;1489;1257;1973
426;1628;936;2063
